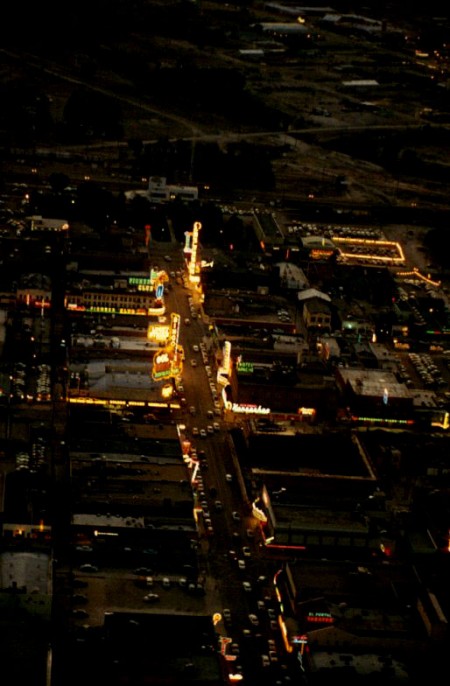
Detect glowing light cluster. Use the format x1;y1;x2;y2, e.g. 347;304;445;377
396;267;441;287
350;415;415;425
333;237;405;263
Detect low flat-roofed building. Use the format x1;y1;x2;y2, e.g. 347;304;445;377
101;612;225;685
0;549;53;685
335;367;413;417
274;558;426;671
229;372;338;419
147;176;198;203
244;431;378;554
27;215;69;232
302;296;332;333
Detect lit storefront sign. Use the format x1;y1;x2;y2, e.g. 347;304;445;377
306;611;334;624
298;407;315;417
236;361;254;374
152;350;171;380
129;276;153;291
147;324;170;343
252;498;268;523
225;401;271;415
311;249;334;259
161;383;173;400
148;304;166;317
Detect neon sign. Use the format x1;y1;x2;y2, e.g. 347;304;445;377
147;324;170;343
225;402;271;415
236;361;254;374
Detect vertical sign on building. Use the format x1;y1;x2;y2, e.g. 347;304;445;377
188;221;201;283
222;340;231;375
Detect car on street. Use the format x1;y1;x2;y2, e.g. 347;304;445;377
248;613;259;626
225;473;233;482
242;546;251;557
72;594;88;604
200;429;207;438
223;608;232;622
190;359;197;367
232;511;241;522
143;593;160;602
231;643;240;656
79;564;98;573
261;655;270;668
243;581;252;592
238;559;246;570
192;427;199;436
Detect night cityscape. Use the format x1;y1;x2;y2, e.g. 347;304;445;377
2;2;450;685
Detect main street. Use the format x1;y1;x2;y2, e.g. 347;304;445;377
164;249;302;685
